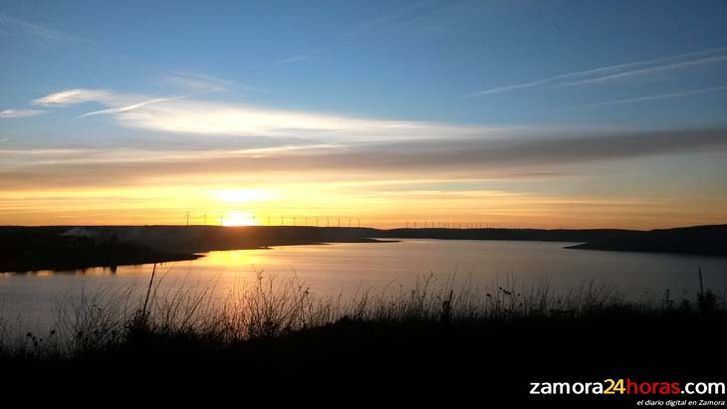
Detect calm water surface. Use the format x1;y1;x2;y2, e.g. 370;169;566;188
2;240;726;330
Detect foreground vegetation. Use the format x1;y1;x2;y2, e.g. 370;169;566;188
1;273;725;403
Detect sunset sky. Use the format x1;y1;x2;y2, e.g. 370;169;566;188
2;0;727;229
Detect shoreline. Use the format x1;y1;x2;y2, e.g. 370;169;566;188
1;224;725;273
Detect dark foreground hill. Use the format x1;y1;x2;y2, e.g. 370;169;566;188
2;303;725;406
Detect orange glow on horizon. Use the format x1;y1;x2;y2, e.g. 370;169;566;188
213;188;277;204
1;179;726;230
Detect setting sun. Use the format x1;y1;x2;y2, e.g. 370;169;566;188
221;211;257;226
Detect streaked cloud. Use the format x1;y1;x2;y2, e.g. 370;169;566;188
277;55;313;65
78;97;181;118
3;126;725;229
0;14;91;43
162;72;234;93
466;47;727;97
112;99;489;140
3;127;726;190
32;89;113;106
33;88;495;141
555;54;727;88
0;109;45;119
342;0;436;37
555;85;727;113
273;1;459;66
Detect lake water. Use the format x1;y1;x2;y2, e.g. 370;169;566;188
2;240;726;331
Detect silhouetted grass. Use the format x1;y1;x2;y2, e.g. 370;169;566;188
0;272;722;361
2;272;726;406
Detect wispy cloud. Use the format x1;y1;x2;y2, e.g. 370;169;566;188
32;89;113;106
33;88;495;142
342;0;434;37
0;109;45;119
78;97;181;118
114;99;490;141
162;72;234;93
465;47;727;97
555;54;727;88
272;1;459;66
277;55;312;64
0;14;91;43
2;128;726;190
271;47;331;67
32;89;184;120
554;85;727;113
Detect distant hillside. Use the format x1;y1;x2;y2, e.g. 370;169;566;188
566;224;727;257
374;227;638;243
1;224;726;273
0;226;199;273
0;226;379;273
